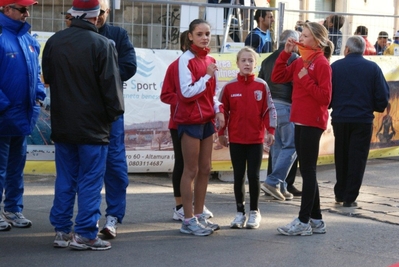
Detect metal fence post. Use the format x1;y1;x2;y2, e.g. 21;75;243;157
277;1;285;45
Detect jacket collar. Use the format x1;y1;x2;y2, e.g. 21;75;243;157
190;44;210;58
0;12;31;36
70;18;98;33
237;73;255;83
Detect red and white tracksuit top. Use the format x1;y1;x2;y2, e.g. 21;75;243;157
218;73;276;144
173;45;223;125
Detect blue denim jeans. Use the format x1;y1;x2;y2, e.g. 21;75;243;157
265;102;297;192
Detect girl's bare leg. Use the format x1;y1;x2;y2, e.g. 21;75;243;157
180;133;200;219
193;135;213;215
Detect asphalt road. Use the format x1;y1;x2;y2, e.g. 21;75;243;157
0;157;398;267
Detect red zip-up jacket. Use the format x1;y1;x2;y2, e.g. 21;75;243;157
173;45;223;125
218;74;276;144
160;58;179;129
272;51;332;130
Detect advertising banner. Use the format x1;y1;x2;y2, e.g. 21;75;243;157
26;33;399;173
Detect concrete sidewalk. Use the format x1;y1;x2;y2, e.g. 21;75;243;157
0;157;398;267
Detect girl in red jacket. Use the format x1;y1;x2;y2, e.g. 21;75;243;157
218;47;276;229
272;22;333;236
174;19;225;236
160;31;214;222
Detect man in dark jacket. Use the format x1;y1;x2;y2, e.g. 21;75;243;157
330;36;389;207
42;0;124;251
96;0;137;239
258;29;300;201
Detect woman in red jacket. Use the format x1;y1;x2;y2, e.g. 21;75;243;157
174;19;225;236
160;31;214;222
272;22;333;236
218;47;276;229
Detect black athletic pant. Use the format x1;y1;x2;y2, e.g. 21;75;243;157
170;129;183;198
295;125;323;223
229;143;263;213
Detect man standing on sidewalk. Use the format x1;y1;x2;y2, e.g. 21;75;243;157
96;0;137;239
330;36;389;207
0;0;46;231
258;30;300;201
42;0;124;250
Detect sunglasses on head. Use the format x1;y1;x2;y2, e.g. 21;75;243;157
9;6;29;13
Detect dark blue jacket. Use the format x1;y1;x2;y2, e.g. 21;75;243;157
98;23;137;82
245;27;274;53
330;53;389;123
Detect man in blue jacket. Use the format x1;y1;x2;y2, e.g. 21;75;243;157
244;9;274;53
0;0;46;231
96;0;137;239
330;36;389;207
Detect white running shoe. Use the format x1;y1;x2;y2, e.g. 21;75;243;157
277;218;312;236
2;211;32;228
100;215;118;239
309;218;326;234
198;214;220;231
230;212;247;229
69;233;111;251
0;216;11;231
202;205;213;219
173;206;184;221
53;231;71;248
246;210;261;229
180;217;213;236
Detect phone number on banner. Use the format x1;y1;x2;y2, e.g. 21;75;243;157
126;151;174;172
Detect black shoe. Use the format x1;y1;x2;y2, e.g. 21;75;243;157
335;197;343;203
287;185;302;197
343;201;357;207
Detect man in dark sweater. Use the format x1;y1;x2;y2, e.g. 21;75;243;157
258;29;301;201
330;36;390;207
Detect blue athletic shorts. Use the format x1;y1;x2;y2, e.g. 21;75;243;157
178;121;215;140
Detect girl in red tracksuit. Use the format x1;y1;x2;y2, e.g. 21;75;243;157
272;22;333;236
218;47;276;230
174;19;225;236
161;31;214;222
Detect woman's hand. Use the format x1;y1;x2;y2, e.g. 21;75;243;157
298;67;308;79
215;112;225;130
265;133;275;146
207;63;218;77
284;37;297;53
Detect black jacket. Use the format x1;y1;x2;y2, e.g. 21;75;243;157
42;18;124;144
258;45;299;104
